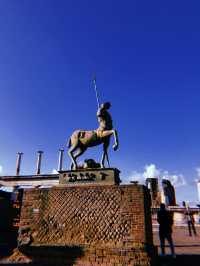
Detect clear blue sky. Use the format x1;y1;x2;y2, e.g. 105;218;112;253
0;1;200;203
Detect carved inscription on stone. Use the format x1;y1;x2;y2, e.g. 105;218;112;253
59;168;121;186
68;172;96;182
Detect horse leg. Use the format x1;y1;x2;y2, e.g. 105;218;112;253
100;130;119;151
101;142;109;168
69;146;87;169
73;146;87;163
112;129;119;151
68;143;79;170
105;150;110;167
101;150;106;168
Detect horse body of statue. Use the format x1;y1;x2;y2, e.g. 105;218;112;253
68;102;119;170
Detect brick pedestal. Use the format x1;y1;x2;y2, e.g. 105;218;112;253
18;184;156;265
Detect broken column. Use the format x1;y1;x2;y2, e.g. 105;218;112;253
16;152;23;176
57;149;64;172
146;178;160;207
162;179;176;206
36;151;43;175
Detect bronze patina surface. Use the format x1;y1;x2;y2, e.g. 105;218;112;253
67;102;119;170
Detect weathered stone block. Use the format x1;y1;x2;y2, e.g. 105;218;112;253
18;183;156;265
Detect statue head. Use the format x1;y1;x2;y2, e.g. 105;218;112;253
101;102;111;110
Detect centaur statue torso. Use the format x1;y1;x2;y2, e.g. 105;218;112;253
68;102;119;169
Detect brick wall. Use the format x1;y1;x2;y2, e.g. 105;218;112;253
18;184;156;265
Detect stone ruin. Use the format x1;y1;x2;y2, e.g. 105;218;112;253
16;168;156;266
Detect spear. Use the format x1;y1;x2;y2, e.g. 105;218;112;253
93;76;100;108
92;77;110;168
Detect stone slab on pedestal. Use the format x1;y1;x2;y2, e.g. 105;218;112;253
59;168;121;186
18;183;156;265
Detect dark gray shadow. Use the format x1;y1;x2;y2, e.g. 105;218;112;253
156;255;200;266
18;245;84;266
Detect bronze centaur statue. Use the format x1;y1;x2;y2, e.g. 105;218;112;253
68;102;119;169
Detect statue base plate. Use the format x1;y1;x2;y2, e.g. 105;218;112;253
58;168;121;186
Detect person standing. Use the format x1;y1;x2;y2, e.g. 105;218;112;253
157;203;175;257
182;201;197;236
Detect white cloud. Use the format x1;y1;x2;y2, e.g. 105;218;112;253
143;164;160;179
127;164;160;185
127;170;145;184
126;164;186;188
0;165;3;174
196;167;200;178
51;169;58;174
162;171;186;187
194;167;200;183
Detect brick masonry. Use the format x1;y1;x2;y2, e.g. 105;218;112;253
18;184;156;265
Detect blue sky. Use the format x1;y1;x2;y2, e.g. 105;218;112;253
0;1;200;203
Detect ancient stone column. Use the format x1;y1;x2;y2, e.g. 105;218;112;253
16;152;23;176
36;151;43;175
58;149;64;172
